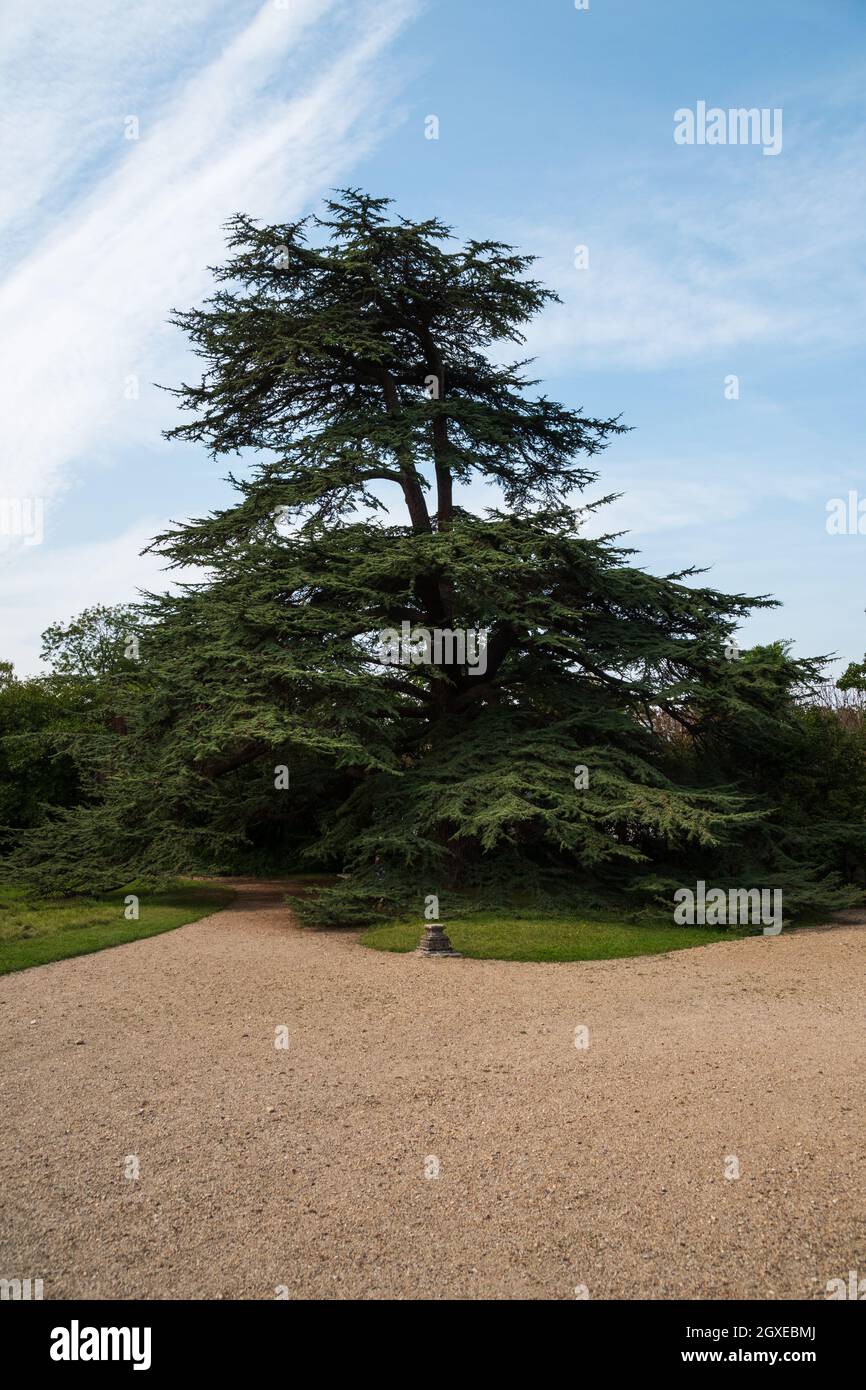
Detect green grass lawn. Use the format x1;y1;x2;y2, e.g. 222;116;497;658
359;908;754;962
0;880;234;976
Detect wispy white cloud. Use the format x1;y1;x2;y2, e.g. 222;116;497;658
0;0;226;247
0;0;417;511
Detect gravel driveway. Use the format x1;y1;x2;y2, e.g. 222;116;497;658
1;879;863;1300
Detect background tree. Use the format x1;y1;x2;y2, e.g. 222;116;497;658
649;641;866;909
0;666;80;853
40;603;142;681
0;606;144;866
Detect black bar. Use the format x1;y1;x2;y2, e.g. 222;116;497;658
7;1297;861;1374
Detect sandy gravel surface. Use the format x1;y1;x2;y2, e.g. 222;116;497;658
1;879;863;1301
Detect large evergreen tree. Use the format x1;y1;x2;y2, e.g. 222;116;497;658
7;192;859;915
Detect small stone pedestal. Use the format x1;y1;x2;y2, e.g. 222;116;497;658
417;922;462;957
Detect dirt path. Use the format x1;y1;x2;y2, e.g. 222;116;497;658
1;879;863;1300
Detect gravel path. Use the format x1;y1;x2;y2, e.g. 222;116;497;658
1;879;863;1301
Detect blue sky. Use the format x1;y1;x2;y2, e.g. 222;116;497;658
2;0;865;675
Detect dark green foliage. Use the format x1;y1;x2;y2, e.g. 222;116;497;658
0;605;146;865
641;642;866;912
0;666;80;850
